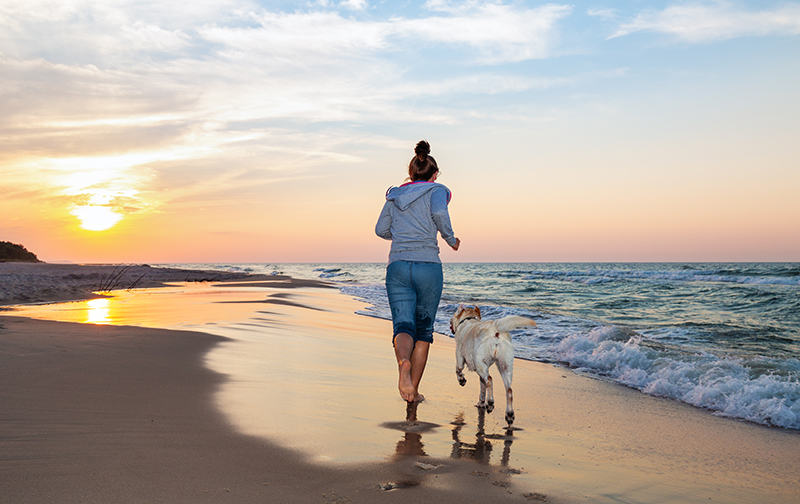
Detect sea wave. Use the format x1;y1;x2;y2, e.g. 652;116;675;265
520;267;800;287
313;267;352;279
548;326;800;429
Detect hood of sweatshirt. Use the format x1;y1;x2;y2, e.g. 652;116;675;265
385;181;451;211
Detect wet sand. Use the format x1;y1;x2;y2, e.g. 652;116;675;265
0;262;277;306
1;264;799;503
3;315;543;503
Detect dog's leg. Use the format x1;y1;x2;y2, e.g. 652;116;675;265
485;374;494;413
504;384;514;425
476;365;494;413
455;351;467;387
497;358;514;425
477;373;487;408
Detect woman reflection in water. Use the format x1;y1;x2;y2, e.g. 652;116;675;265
375;140;460;402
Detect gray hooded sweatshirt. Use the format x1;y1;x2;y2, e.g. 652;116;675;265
375;181;457;264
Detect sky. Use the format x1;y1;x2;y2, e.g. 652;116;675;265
1;0;798;263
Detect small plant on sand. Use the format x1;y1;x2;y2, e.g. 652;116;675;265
94;264;145;293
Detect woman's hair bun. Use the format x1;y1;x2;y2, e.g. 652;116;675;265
414;140;430;159
408;139;438;181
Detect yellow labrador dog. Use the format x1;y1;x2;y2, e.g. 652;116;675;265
450;305;536;425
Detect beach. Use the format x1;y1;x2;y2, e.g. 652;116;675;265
0;262;261;306
1;263;799;503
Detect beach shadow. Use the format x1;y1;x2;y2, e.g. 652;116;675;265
217;293;326;311
213;277;335;289
450;409;515;467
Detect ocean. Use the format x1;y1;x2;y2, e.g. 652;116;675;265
162;262;800;431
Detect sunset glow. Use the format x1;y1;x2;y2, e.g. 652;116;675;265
71;206;123;232
1;1;798;263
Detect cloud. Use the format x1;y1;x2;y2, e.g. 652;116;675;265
382;68;627;99
414;1;573;63
609;1;800;42
339;0;368;10
0;1;581;228
0;1;579;131
587;8;619;21
2;1;573;66
196;2;572;67
200;10;390;62
0;0;199;66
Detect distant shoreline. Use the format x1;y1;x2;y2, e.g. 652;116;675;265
0;262;261;306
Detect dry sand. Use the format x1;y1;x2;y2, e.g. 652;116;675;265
1;263;799;504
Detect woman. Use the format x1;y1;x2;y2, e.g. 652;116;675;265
375;140;460;403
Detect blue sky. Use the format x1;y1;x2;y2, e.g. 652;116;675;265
1;0;799;262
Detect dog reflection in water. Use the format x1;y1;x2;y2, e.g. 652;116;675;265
450;410;514;466
386;403;515;471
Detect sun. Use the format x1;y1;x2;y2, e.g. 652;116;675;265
72;205;123;231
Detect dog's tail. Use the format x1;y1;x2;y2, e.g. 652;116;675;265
494;315;537;333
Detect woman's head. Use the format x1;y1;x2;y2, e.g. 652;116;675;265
408;140;438;182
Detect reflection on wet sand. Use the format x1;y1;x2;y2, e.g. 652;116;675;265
395;402;426;458
450;408;515;467
384;402;517;471
381;402;439;460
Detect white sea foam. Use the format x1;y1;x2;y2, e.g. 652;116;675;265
549;327;800;429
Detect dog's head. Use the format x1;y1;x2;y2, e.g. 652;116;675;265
450;304;481;333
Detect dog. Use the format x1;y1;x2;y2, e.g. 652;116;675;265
450;305;536;425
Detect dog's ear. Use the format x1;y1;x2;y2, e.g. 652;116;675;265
474;306;481;317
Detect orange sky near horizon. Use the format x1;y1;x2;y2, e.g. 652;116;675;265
2;1;799;264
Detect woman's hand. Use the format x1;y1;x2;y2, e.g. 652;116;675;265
451;238;461;251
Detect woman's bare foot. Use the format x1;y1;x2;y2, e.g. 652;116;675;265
398;359;415;402
413;393;425;403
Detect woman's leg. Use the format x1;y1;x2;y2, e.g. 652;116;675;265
393;335;429;402
409;340;430;402
387;261;442;403
393;332;417;402
386;261;420;402
408;262;443;402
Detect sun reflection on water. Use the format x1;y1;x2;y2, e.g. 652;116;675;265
86;298;111;324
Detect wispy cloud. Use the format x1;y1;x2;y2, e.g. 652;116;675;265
415;1;573;63
340;0;369;10
609;1;800;42
587;8;619;21
1;1;578;150
0;1;585;230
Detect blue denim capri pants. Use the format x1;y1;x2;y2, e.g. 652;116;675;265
385;260;444;345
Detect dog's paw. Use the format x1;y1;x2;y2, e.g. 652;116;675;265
486;401;495;413
505;411;515;425
457;376;467;386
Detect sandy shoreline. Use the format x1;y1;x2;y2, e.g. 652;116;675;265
1;316;502;503
0;262;331;306
2;263;799;503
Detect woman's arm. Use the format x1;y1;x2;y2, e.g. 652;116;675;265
430;187;458;249
375;201;393;240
